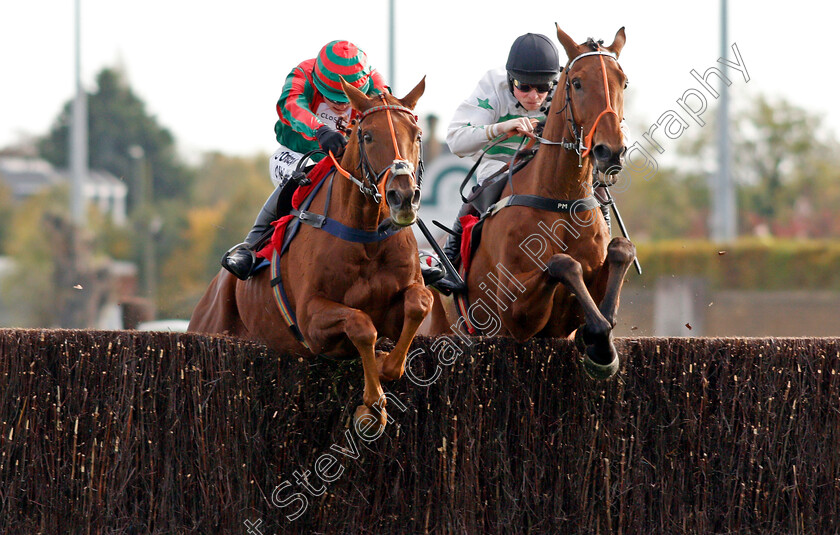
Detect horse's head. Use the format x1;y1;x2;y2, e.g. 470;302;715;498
340;76;426;227
555;25;627;179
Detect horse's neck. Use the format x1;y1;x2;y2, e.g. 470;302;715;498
330;154;388;232
520;94;594;201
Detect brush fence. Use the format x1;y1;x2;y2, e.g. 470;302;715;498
0;330;837;534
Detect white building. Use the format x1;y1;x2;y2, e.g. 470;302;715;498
0;157;127;225
412;152;472;249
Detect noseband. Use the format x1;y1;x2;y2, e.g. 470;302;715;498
328;95;424;204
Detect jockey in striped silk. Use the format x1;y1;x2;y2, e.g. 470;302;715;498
222;40;389;281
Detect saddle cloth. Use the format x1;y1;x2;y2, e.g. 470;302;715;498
459;214;482;277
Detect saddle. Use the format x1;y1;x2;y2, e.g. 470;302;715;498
456;155;536;276
250;151;326;253
464;154;535;214
426;140;540;294
256;158;335;261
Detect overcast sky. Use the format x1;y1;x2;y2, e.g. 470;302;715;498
1;1;837;160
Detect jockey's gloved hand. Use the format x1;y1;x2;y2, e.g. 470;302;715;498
489;117;537;138
315;125;347;156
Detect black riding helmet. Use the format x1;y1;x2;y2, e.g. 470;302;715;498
506;33;561;91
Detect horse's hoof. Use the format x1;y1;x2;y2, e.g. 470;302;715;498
580;353;619;381
354;404;387;438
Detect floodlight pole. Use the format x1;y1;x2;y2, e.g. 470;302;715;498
70;0;87;227
712;0;736;242
388;0;395;92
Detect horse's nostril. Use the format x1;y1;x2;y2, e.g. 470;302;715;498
411;189;421;205
592;144;612;161
386;190;402;207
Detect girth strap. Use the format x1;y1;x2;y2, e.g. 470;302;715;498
269;249;310;349
484;194;600;219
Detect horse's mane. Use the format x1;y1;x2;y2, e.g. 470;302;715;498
584;38;604;51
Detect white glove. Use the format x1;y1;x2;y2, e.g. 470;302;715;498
486;117;538;139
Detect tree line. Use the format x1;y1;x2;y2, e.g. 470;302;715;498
0;67;837;325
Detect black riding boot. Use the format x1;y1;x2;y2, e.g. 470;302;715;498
221;185;283;280
594;185;612;234
434;202;477;294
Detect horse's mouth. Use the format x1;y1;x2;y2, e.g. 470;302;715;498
386;187;421;227
594;156;624;185
391;209;418;227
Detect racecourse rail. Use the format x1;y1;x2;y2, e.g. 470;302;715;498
0;329;837;534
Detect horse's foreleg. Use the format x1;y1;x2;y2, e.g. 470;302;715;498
546;253;618;380
381;283;433;381
598;238;636;327
546;253;612;338
303;297;386;427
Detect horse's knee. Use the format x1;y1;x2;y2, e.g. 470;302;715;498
547;253;582;282
607;237;636;266
405;285;433;322
345;311;377;347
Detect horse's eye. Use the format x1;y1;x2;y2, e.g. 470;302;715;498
624;78;629;89
363;132;372;143
416;134;422;143
572;79;582;90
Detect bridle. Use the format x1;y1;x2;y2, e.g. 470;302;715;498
327;95;424;204
535;50;623;166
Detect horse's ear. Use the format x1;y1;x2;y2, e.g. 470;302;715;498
605;27;626;58
555;23;582;61
339;76;371;112
399;76;426;110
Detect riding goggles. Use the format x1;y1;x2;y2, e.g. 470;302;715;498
512;79;555;94
324;95;349;105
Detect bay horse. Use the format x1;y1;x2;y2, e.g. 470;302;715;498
426;25;636;380
189;77;433;429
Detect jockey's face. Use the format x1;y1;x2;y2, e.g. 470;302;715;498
324;95;351;115
513;85;549;111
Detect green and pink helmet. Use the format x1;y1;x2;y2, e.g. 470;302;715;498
313;40;374;103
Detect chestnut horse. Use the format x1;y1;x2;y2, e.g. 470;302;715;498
427;25;636;380
189;77;433;428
